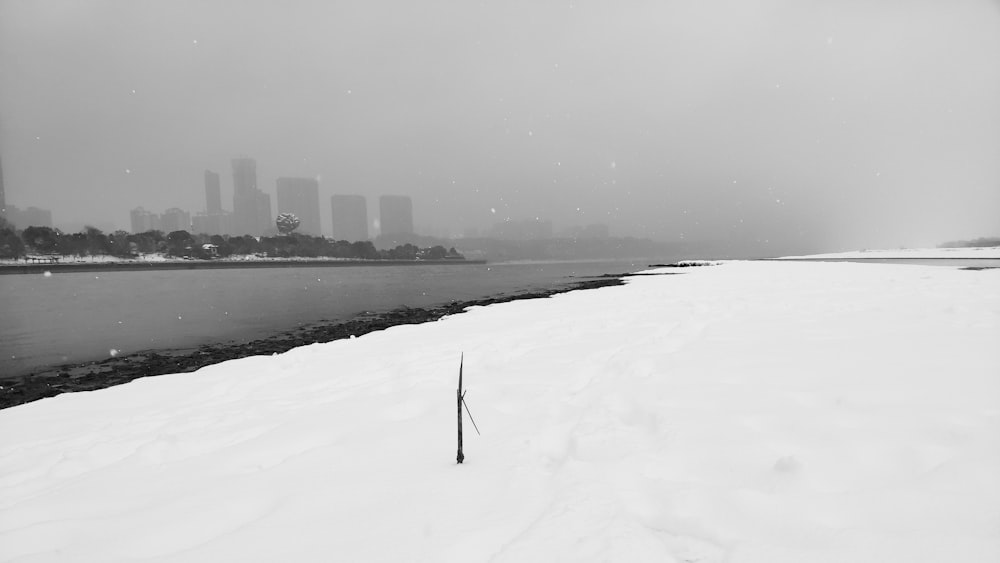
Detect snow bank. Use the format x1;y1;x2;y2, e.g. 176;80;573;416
1;261;998;562
779;246;1000;259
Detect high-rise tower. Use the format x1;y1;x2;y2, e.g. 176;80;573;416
331;194;368;241
194;169;231;235
205;170;222;215
231;158;271;236
0;154;7;220
276;177;322;236
378;195;414;236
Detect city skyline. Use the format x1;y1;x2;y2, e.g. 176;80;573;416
2;2;999;254
116;163;415;240
0;152;626;241
6;150;616;241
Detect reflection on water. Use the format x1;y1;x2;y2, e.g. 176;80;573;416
0;260;649;377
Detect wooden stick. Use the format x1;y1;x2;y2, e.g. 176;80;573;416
456;353;464;464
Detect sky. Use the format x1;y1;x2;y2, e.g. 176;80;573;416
1;0;998;252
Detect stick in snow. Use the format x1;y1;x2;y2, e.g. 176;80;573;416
457;353;464;464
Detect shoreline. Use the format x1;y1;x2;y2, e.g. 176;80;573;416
0;258;485;275
0;273;640;410
768;256;1000;261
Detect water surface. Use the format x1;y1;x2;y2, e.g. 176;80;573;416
0;259;650;377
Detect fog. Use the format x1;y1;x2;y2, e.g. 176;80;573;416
1;0;998;253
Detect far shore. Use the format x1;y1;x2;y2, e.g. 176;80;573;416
0;257;486;275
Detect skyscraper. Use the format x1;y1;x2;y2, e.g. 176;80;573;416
231;158;271;236
232;158;256;194
205;170;222;215
379;195;414;236
331;194;368;241
195;169;231;235
276;177;322;235
0;154;7;220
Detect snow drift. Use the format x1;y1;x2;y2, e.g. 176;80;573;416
1;260;998;562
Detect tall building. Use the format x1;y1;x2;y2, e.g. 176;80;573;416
0;154;7;220
379;195;413;236
231;157;272;236
205;170;222;214
232;158;256;194
195;169;231;235
331;194;368;241
276;177;321;235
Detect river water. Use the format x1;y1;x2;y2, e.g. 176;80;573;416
0;259;653;377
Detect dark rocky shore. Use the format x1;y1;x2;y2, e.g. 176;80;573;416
0;275;635;410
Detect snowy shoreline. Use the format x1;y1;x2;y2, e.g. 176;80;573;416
1;259;997;561
776;246;1000;260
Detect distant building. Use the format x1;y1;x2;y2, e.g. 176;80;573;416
330;194;368;241
0;154;7;220
232;158;256;194
205;170;222;215
160;208;191;233
232;157;258;235
130;207;160;233
490;218;552;240
6;205;53;229
231;157;272;236
276;177;322;235
379;195;413;236
195;169;230;235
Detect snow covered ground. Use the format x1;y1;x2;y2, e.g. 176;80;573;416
778;246;1000;260
1;260;998;562
0;253;169;265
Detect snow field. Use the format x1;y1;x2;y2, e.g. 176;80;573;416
1;260;998;562
778;246;1000;260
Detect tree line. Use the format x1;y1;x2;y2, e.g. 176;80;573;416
0;220;463;262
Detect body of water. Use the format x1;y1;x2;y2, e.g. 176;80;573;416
0;259;652;377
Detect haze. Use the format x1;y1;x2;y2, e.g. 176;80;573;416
2;0;998;253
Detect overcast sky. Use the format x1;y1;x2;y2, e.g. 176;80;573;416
1;0;998;251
